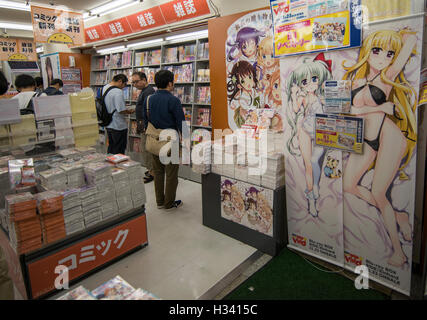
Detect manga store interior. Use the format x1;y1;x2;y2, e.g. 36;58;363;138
0;0;426;301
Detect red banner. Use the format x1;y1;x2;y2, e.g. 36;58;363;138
27;215;147;299
159;0;211;24
127;6;166;33
83;0;210;43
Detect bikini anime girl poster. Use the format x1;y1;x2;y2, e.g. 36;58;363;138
282;15;423;294
226;10;284;133
221;177;274;237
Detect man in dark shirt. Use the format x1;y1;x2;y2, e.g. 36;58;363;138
142;70;186;210
132;71;156;183
43;78;64;95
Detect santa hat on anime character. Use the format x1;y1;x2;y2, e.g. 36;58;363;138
313;53;332;74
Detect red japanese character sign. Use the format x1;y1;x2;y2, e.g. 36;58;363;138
101;17;132;39
31;5;85;46
84;25;106;43
160;0;211;24
127;6;166;33
0;38;37;61
26;215;147;299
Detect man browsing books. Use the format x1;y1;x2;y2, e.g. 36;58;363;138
133;71;155;184
103;74;134;154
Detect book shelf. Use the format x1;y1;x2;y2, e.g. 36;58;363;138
90;37;210;183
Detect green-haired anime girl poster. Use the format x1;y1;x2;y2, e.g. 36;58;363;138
282;14;423;294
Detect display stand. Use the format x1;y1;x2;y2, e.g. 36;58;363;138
0;207;147;300
202;173;286;256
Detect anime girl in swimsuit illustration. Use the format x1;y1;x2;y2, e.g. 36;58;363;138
286;53;332;217
342;29;417;267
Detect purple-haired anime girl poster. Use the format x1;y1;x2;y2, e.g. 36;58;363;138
225;10;284;132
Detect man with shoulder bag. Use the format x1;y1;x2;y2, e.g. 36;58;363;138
132;71;155;184
142;70;188;211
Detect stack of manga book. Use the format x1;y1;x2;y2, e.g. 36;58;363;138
35;191;66;244
261;152;285;189
79;185;102;228
59;162;85;189
5;193;42;254
62;188;84;235
38;167;68;191
117;160;146;210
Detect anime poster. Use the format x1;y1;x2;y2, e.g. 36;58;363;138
341;17;423;295
221;177;274;237
225;10;284;132
40;53;61;89
281;51;345;266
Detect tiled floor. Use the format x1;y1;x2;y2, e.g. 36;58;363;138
47;176;260;300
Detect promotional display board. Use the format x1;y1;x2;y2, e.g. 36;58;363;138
281;52;345;266
0;38;37;61
270;0;362;58
221;177;274;237
31;5;85;46
281;13;423;294
225;9;283;132
40;53;61;89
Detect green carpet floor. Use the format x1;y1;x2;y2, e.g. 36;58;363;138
225;248;389;300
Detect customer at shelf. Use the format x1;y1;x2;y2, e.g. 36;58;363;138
103;73;134;154
43;78;64;95
142;70;186;210
34;76;44;96
0;71;14;300
132;71;156;184
11;74;46;113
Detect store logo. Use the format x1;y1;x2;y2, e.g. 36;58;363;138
272;2;290;16
344;252;363;266
292;234;307;247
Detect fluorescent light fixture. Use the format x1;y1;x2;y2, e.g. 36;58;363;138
97;45;125;53
101;1;136;16
36;47;44;53
84;15;98;23
0;22;33;31
165;30;208;41
90;0;134;15
0;0;30;11
127;38;164;48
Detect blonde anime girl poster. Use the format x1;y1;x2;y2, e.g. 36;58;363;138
281;51;345;266
341;17;423;295
226;10;284;132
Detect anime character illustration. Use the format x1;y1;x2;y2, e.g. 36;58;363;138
221;179;244;222
342;29;418;267
244;186;273;235
265;69;282;110
286;53;332;217
227;27;265;63
227;60;261;128
256;36;280;90
323;155;342;179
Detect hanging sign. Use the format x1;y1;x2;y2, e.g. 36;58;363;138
159;0;211;24
126;6;166;34
0;38;37;61
270;0;362;57
31;5;85;46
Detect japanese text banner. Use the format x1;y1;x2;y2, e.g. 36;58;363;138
159;0;211;24
31;5;85;46
270;0;362;57
0;38;37;61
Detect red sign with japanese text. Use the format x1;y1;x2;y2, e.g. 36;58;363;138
159;0;211;24
26;214;147;299
31;5;85;46
101;17;133;40
83;0;210;44
127;6;166;33
0;38;37;61
85;25;107;43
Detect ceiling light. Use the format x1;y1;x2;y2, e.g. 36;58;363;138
127;38;163;48
0;22;33;31
97;45;125;54
101;1;136;16
90;0;134;15
165;30;208;41
0;0;31;11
